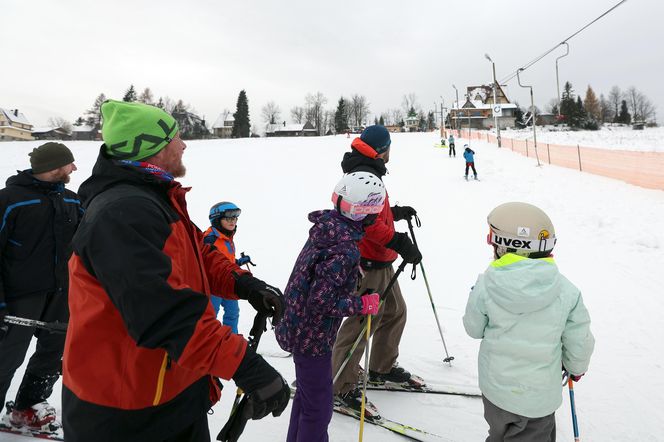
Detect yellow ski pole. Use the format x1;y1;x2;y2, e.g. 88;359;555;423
358;313;372;442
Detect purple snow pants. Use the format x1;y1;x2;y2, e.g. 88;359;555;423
287;352;333;442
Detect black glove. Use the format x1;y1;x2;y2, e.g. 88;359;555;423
391;205;417;222
233;273;285;324
386;232;422;264
232;346;290;419
0;302;7;341
219;347;290;442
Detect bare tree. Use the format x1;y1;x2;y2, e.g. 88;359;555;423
380;112;391;125
261;101;281;124
636;93;656;123
304;92;328;135
545;98;559;114
401;93;418;116
348;94;370;129
290;106;305;124
608;86;622;122
47;116;72;133
138;88;154;105
389;108;404;126
599;94;612;123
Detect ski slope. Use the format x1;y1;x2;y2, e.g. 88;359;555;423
1;131;663;441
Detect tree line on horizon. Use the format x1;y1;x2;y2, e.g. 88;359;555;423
51;82;657;139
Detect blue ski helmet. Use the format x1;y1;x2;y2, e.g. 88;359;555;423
209;201;241;221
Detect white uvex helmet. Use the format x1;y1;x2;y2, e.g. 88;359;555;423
487;202;556;258
331;172;386;221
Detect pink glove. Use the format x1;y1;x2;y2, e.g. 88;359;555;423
360;293;380;315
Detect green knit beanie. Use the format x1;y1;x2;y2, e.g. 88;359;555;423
29;142;75;174
101;100;179;161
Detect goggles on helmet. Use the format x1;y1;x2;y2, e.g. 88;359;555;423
488;227;556;255
332;192;384;216
210;207;241;220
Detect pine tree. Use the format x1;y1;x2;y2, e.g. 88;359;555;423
85;93;106;129
123;85;137;102
334;98;348;133
378;115;385;126
232;90;251;138
560;82;583;128
617;100;631;124
584;86;600;122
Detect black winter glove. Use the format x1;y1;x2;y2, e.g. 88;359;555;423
232;346;290;419
233;273;285;324
386;232;422;264
0;302;7;341
391;205;417;222
220;347;290;442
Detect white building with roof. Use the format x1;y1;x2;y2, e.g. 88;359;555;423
450;85;518;130
0;108;34;141
212;113;234;138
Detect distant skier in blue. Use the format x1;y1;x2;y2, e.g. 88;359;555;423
448;134;456;157
463;145;478;180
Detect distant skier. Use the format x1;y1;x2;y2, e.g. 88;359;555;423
463;202;595;442
204;201;253;334
463;145;478;180
448;134;456;157
276;172;386;442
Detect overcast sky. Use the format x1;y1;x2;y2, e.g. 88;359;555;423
1;0;661;128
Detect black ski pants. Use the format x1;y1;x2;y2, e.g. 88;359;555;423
0;291;68;412
449;143;456;156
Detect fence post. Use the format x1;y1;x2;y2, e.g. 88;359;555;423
511;138;514;151
525;139;529;158
547;143;551;164
577;144;582;171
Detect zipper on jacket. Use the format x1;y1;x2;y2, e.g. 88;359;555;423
152;352;170;406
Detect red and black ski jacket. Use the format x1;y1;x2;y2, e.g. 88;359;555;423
0;170;82;304
63;148;249;442
341;139;397;269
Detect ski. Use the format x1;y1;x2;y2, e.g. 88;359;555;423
367;382;482;398
0;422;64;441
333;403;448;441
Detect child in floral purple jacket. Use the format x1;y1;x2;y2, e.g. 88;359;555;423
276;172;386;442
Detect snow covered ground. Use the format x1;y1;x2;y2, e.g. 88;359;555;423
496;125;664;152
1;132;664;441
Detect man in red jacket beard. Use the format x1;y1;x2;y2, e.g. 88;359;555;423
62;100;290;442
331;125;422;418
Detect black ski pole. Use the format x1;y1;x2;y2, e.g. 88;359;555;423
333;260;407;385
217;312;268;442
406;218;454;365
3;315;68;334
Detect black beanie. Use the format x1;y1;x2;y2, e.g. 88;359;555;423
29;142;75;174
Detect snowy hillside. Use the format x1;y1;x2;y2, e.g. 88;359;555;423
1;132;664;441
497;125;664;152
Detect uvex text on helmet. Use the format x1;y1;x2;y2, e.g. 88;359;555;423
331;172;386;221
487;202;556;257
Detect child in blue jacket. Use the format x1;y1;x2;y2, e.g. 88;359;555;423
463;202;594;442
276;172;386;442
463;145;478;180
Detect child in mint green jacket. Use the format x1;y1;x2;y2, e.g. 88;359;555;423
463;202;594;442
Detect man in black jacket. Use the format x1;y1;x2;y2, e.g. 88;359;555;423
0;142;81;430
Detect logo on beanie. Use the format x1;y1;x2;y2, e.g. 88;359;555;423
107;119;177;160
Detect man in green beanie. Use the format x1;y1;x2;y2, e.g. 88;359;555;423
0;142;81;434
63;100;290;442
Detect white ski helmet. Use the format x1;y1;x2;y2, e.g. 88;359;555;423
487;202;556;258
331;172;386;221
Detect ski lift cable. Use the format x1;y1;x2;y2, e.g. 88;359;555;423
499;0;628;84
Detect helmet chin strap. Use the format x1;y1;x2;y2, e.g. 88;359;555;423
336;194;343;214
